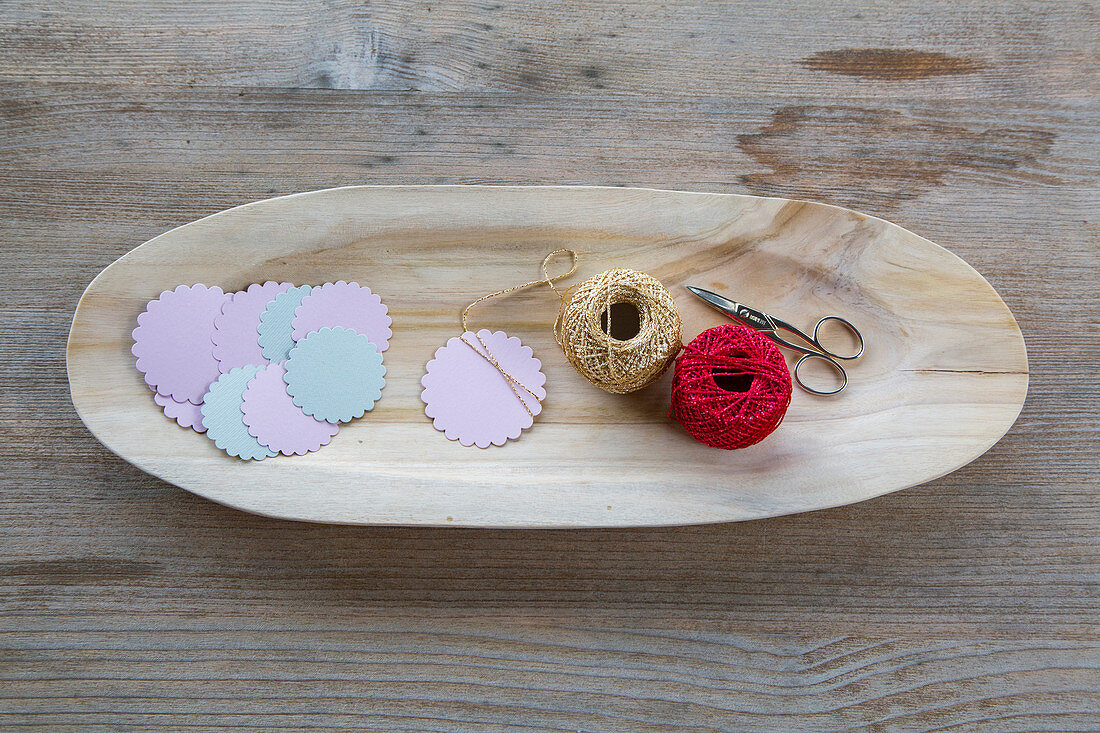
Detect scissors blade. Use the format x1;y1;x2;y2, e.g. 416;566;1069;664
686;286;775;332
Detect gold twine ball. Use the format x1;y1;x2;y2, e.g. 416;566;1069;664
555;268;682;394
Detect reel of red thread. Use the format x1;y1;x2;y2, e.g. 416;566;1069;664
670;324;793;450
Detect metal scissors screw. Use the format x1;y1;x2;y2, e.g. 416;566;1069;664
686;286;865;396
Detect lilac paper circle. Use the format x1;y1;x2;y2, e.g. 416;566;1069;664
291;281;392;351
421;329;546;448
201;365;275;461
153;391;206;433
212;281;294;373
132;284;228;404
241;362;339;456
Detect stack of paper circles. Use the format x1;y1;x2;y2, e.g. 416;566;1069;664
132;281;391;460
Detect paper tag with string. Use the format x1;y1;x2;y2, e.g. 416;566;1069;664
419;250;577;448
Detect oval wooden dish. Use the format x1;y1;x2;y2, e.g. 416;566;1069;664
67;186;1028;528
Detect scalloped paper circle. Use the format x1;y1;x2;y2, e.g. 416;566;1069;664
132;284;228;404
200;365;276;461
421;329;546;448
153;391;206;433
212;281;294;372
257;284;312;363
284;327;386;424
291;281;392;351
242;362;339;456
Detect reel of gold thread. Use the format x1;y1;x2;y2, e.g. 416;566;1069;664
554;268;682;394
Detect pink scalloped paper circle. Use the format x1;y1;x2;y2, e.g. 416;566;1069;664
421;329;546;448
241;362;339;456
291;281;392;351
153;391;206;433
132;284;228;404
212;281;294;373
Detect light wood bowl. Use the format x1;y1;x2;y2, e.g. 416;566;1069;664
67;186;1028;527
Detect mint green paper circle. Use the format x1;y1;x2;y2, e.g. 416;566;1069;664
257;285;312;363
200;365;276;461
284;327;386;424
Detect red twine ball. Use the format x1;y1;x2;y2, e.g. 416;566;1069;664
670;324;792;450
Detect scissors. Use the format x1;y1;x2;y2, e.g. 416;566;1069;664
686;286;864;396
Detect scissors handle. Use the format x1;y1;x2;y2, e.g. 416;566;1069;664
811;315;864;360
772;316;863;395
765;314;863;361
794;353;847;396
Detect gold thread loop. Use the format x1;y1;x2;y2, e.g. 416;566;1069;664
460;249;578;416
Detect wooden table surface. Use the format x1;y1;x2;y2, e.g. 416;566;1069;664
2;1;1097;730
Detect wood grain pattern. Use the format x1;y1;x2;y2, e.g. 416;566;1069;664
2;0;1098;728
0;1;1093;102
3;615;1098;732
67;185;1028;527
